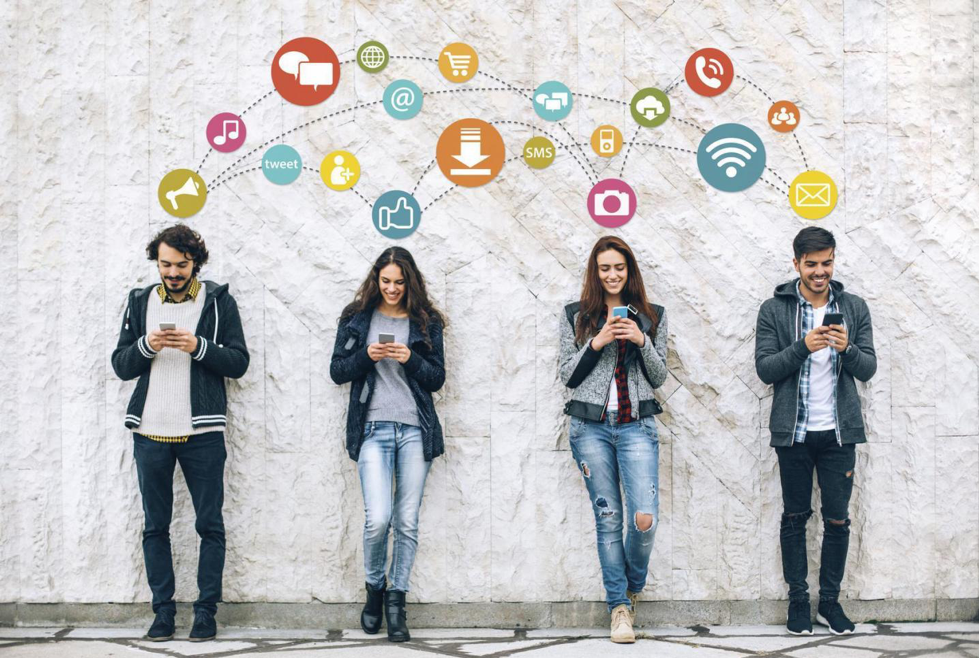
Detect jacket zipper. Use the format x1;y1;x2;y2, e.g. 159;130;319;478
790;303;802;442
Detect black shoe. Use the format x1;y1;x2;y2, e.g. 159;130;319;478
361;581;386;634
384;590;410;642
816;600;855;635
786;599;813;636
189;609;217;642
145;609;175;642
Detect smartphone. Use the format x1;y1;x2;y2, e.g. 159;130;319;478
822;313;844;327
159;322;176;331
379;333;395;344
612;306;629;320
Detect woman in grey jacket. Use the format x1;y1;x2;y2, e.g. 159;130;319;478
559;236;668;644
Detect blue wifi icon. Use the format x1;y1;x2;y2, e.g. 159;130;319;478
697;123;767;192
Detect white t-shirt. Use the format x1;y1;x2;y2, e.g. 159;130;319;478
606;376;618;412
807;305;836;430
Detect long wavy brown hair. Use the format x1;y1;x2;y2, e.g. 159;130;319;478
340;247;446;345
575;236;659;345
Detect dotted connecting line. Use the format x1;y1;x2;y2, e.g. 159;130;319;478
735;73;809;168
664;74;683;95
209;166;262;191
424;154;522;212
765;167;789;188
557;122;599;181
195;150;210;174
573;91;628;106
210;161;261;189
762;177;789;195
671;116;707;134
792;132;809;170
352;188;372;208
241;90;275;117
619;125;644;176
413;158;437;195
490;119;596;185
735;74;774;103
206;99;385;186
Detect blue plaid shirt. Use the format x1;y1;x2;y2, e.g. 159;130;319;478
794;282;840;444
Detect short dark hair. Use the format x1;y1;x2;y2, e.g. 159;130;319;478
147;224;209;276
793;226;836;261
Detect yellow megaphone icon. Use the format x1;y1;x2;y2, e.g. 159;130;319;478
158;169;207;218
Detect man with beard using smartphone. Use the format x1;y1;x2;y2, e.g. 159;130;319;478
112;225;249;642
755;227;877;636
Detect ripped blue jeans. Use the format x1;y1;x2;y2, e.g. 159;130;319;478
569;411;660;612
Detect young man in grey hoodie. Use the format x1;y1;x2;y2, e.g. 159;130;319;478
755;227;877;636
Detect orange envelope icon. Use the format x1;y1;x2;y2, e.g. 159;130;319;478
795;183;831;207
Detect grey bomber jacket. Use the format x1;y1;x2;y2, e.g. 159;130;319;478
559;302;669;420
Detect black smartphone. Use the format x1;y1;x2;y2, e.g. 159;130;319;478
822;313;844;327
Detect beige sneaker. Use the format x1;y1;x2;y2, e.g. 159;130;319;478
627;591;640;623
610;604;636;643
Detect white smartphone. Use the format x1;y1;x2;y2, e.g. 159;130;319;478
379;333;395;344
159;322;176;331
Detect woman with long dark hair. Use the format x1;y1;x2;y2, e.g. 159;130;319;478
559;236;668;643
329;247;446;642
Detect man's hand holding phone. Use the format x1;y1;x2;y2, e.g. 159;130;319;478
163;328;198;354
804;326;832;353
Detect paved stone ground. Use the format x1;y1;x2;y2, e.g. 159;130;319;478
2;623;979;657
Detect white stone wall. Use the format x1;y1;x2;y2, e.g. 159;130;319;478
1;0;977;608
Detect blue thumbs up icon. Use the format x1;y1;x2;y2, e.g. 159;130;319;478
372;190;422;239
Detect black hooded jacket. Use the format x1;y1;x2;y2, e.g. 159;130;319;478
111;280;250;430
330;308;445;462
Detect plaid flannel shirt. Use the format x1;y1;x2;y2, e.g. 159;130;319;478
794;281;840;444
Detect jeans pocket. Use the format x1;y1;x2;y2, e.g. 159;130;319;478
639;416;659;441
362;422;375;442
568;416;584;442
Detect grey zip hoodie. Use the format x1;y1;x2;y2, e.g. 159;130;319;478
754;278;877;447
559;303;669;420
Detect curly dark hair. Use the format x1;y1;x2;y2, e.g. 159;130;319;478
146;224;209;276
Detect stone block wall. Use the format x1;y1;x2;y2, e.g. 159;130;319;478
1;0;977;613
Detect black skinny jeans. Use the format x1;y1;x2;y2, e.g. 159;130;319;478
133;432;227;615
776;429;856;603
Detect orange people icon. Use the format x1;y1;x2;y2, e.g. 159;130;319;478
768;101;800;133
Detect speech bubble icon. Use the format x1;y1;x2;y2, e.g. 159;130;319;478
278;50;309;78
298;61;333;90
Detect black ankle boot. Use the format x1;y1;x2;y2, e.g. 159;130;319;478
360;581;386;634
384;590;409;642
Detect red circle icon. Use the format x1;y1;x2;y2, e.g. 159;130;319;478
272;37;340;106
684;48;734;97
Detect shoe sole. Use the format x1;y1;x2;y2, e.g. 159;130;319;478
144;635;173;642
188;635;216;642
611;636;636;644
387;636;410;643
786;628;813;636
815;613;854;635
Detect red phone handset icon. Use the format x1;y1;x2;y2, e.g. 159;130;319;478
684;48;734;97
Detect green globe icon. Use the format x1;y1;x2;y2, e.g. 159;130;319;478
357;41;389;73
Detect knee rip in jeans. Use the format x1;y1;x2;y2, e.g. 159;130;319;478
825;517;850;528
845;470;853;478
782;509;813;526
635;512;655;533
580;461;591;478
595;497;615;518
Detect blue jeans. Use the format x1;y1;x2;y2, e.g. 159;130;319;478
569;412;660;612
358;422;431;593
133;432;226;615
